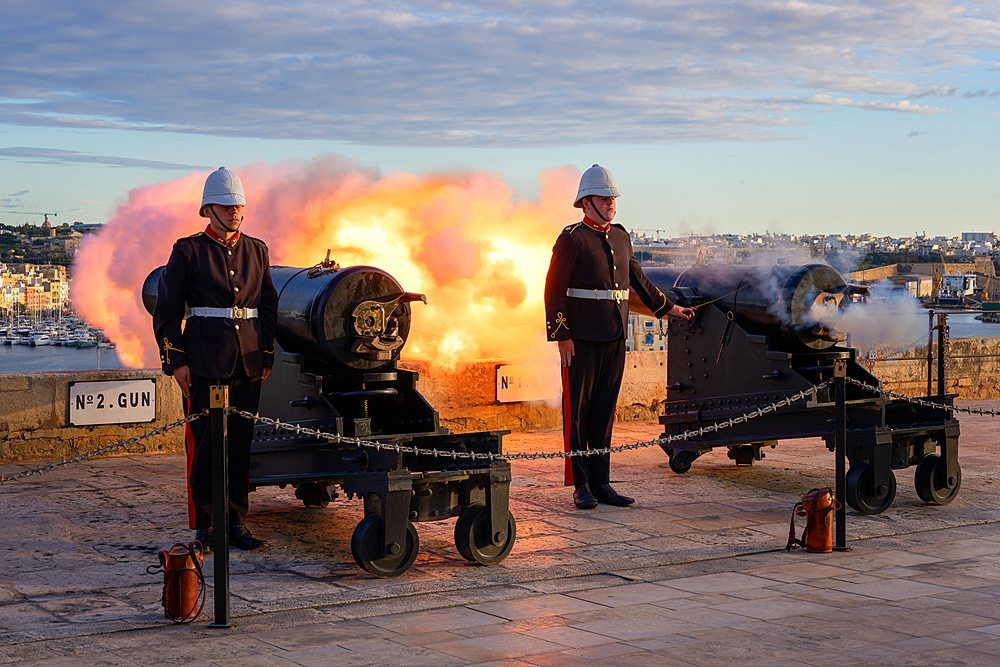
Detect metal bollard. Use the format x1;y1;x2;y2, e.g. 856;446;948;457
833;360;850;552
208;385;233;628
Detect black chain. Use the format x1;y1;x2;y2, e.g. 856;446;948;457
231;380;831;461
26;375;979;483
0;410;209;485
846;377;1000;417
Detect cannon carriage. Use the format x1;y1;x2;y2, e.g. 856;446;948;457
631;263;961;515
144;260;515;577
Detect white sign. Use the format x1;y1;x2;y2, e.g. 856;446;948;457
69;379;156;426
496;364;561;403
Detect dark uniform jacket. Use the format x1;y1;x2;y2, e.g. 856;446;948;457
153;228;278;380
544;218;675;342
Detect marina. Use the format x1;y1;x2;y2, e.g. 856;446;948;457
0;313;121;372
0;338;126;372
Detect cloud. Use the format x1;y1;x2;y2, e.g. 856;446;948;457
907;130;921;137
0;1;997;146
963;89;1000;99
909;87;959;99
7;190;29;197
797;94;947;113
0;147;207;170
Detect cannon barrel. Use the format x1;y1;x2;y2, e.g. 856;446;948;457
142;264;425;371
629;263;854;350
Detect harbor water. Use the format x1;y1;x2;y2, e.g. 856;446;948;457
926;311;1000;340
0;343;132;373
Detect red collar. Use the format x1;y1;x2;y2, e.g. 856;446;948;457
582;216;610;233
204;225;240;247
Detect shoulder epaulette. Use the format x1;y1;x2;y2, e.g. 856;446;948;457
563;222;583;233
240;232;268;246
176;231;204;243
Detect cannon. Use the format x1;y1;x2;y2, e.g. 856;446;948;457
143;259;515;577
630;263;960;515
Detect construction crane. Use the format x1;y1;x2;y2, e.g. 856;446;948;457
7;211;58;224
631;229;670;242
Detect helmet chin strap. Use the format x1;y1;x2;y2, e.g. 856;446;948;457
209;206;242;233
588;196;612;224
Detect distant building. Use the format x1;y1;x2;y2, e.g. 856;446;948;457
626;314;668;352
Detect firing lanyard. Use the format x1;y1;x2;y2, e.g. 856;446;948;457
683;277;762;312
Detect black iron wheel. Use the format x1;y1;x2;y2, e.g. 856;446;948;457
350;515;419;578
665;448;695;474
914;454;962;505
294;482;331;508
454;504;516;566
845;463;896;515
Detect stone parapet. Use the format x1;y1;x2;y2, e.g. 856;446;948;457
0;369;184;463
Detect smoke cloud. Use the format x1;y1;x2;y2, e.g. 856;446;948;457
72;156;579;370
840;281;926;355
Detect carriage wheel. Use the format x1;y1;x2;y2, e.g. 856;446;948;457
350;515;419;578
846;463;896;515
294;482;332;508
914;454;961;505
454;504;517;566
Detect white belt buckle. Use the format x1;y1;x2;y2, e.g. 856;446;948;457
232;306;245;319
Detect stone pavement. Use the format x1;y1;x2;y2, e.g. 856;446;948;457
1;400;999;666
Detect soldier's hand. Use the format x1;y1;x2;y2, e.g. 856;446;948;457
669;305;693;320
260;367;271;383
558;339;575;367
173;365;192;398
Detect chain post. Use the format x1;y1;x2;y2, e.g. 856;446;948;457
833;359;850;552
926;310;935;397
208;385;233;629
936;312;949;397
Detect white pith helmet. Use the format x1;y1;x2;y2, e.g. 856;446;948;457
573;164;620;208
200;167;246;217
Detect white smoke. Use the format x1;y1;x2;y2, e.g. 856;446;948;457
838;281;926;355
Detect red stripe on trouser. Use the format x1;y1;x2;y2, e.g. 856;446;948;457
562;365;574;486
183;394;196;529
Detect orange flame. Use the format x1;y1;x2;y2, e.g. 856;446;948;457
72;157;580;370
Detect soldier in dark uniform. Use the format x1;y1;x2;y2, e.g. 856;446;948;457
544;165;692;510
153;167;278;551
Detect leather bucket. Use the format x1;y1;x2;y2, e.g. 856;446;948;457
147;542;206;623
786;487;840;553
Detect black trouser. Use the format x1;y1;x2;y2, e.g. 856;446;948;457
183;365;261;530
563;338;626;487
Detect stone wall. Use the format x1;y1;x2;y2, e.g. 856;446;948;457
0;370;184;463
2;339;999;463
864;336;1000;398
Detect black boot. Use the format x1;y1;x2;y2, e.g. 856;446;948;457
574;483;598;510
194;528;214;555
230;524;267;551
593;483;635;507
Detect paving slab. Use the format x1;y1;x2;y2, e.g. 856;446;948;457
1;399;1000;665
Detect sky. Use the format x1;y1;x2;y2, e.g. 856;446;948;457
1;0;999;238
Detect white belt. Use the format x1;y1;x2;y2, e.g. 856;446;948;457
189;306;258;319
566;288;629;303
